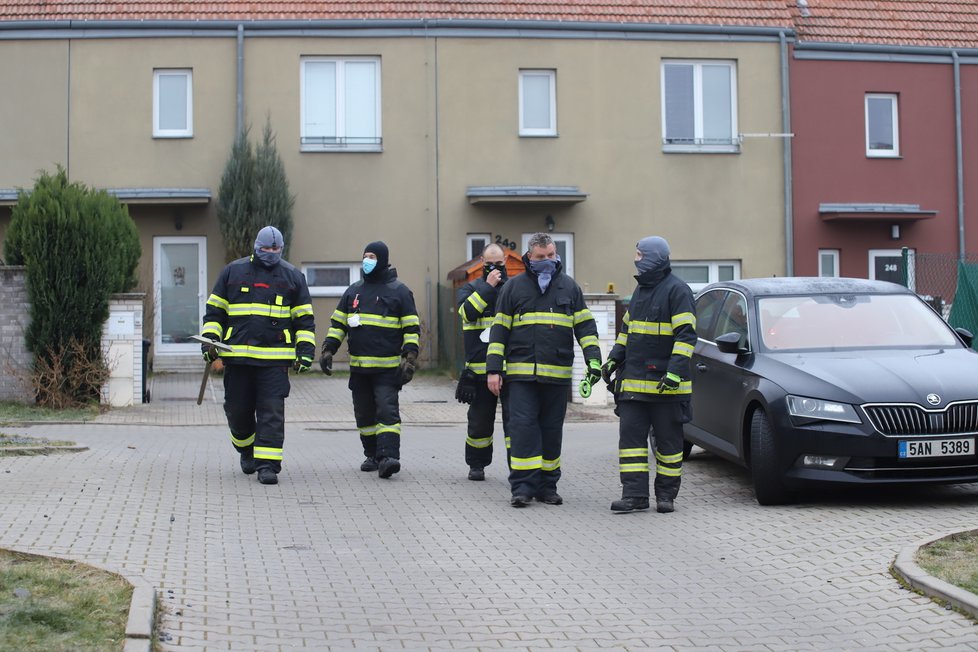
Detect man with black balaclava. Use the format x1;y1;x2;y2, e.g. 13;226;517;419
486;233;602;508
602;236;696;514
320;241;420;479
201;225;316;486
456;243;511;481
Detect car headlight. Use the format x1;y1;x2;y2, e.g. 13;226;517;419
786;395;861;424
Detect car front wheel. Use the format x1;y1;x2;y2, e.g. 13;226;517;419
749;408;792;506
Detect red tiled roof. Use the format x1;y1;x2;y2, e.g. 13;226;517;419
0;1;793;29
789;0;978;49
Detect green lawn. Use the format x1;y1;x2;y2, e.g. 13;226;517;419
916;531;978;595
0;402;99;424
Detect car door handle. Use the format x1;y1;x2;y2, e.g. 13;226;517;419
696;363;708;372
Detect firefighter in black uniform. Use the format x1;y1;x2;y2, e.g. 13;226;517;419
456;243;510;481
320;241;420;479
201;225;316;486
602;236;696;513
486;233;602;507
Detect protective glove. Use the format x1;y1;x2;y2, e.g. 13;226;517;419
656;372;681;393
455;368;479;404
399;351;418;386
319;350;333;376
601;359;617;384
579;359;602;398
294;356;313;373
201;336;220;363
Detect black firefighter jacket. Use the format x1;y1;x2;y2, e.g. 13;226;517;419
608;267;696;402
323;267;420;374
486;256;601;384
202;256;316;366
457;277;501;376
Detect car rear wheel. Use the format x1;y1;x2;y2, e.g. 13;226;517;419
749;409;792;505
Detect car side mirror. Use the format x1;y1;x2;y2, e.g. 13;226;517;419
716;331;748;355
955;327;974;348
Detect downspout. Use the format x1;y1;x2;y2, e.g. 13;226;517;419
780;31;794;275
953;50;965;259
236;24;244;136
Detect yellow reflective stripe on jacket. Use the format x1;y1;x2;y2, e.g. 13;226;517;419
656;464;682;477
296;330;316;346
515;311;574;328
579;335;599;349
493;313;514;329
230;432;255;447
466;292;488;313
326;327;346;341
466;435;493;448
628;320;673;336
536;364;572;379
487;342;506;357
541;457;561;471
403;333;420;346
619;448;649;457
255;446;283;461
672;341;695;358
573;309;594;325
655;450;684;464
620;463;650;473
465;362;487;374
222;345;297;360
615;332;628;346
207;294;230;312
350;355;400;368
619;378;692;394
331;310;349;326
202;321;224;338
291;303;314;318
358;314;401;328
283;329;292;344
672;312;696;329
226;304;293;319
506;362;536;376
400;315;421;328
462;317;494;331
511;455;542;470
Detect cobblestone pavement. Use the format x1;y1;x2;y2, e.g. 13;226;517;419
2;373;978;650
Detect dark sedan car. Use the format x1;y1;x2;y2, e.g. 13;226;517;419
684;277;978;505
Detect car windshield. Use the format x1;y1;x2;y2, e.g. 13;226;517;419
757;293;960;351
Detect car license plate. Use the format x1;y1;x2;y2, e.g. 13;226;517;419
898;438;974;458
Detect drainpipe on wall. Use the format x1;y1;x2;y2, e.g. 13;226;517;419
953;50;965;260
780;31;794;276
236;24;244;137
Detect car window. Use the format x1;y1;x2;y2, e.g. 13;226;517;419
694;290;727;342
758;293;960;351
714;292;749;349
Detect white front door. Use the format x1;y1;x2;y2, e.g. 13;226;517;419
869;248;913;288
154;236;207;354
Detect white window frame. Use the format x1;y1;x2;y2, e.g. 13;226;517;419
661;60;739;153
521;232;574;278
300;57;382;152
868;248;914;289
818;249;840;278
519;69;557;137
865;93;900;158
303;263;360;297
466;233;492;261
153;69;193;138
671;260;741;294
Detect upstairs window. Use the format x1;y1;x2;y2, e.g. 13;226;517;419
301;57;382;152
662;60;738;153
153;69;193;138
519;69;557;136
866;93;899;157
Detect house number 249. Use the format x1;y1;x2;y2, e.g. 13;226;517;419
494;235;518;250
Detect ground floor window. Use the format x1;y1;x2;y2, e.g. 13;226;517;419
303;263;360;297
819;249;840;278
671;260;740;294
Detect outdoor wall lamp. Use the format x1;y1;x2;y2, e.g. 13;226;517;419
545;215;555;232
890;224;900;240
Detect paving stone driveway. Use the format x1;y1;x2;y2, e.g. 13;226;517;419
2;373;978;650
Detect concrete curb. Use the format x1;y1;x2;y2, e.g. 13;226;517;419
124;582;157;652
893;528;978;620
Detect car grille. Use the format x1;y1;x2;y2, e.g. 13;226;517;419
863;401;978;436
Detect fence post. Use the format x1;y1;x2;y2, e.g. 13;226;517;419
901;247;909;287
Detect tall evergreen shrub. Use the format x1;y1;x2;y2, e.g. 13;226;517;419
4;168;141;405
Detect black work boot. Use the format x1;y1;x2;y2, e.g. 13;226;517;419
240;454;256;475
510;495;532;508
535;493;563;505
378;457;401;479
360;457;379;472
610;497;650;513
257;468;278;485
656;499;675;513
468;467;485;481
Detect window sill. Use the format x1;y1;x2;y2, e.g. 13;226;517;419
308;287;348;298
519;133;558;138
301;145;383;153
662;144;740;154
153;134;194;139
866;153;902;159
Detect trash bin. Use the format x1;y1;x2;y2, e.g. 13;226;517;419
142;339;151;403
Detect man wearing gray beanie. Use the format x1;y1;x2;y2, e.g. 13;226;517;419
601;236;696;513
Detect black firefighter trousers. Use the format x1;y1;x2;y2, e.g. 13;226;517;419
507;380;567;498
465;379;510;470
617;399;687;501
223;363;291;473
350;371;402;461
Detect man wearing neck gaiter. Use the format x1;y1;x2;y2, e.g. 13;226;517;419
320;241;420;479
486;233;602;507
601;236;696;514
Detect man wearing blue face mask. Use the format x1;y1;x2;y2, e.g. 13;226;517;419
321;241;421;479
486;233;602;507
200;225;317;486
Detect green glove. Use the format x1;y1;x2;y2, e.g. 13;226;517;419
579;359;602;398
656;372;681;393
294;356;313;373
